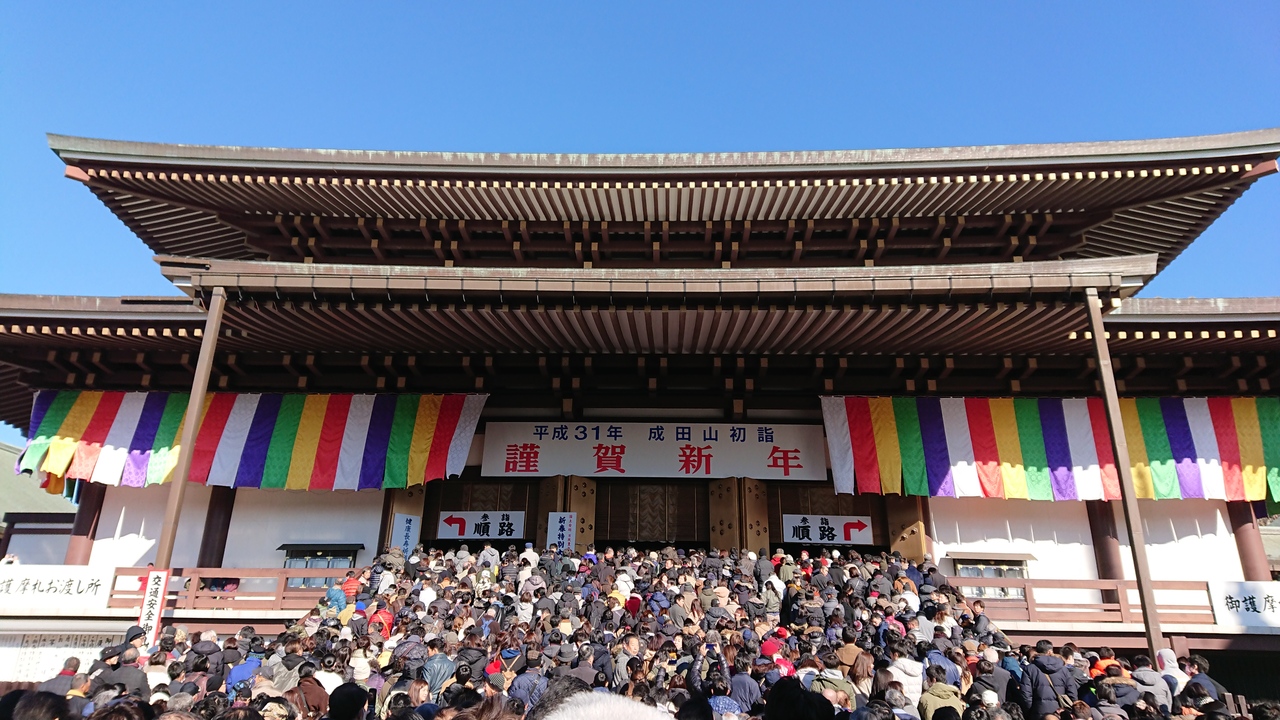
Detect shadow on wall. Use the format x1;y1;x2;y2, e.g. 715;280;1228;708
1138;499;1218;546
930;497;1094;548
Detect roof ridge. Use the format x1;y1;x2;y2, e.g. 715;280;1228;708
47;127;1280;173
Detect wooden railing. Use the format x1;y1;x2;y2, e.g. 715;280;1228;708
108;567;350;613
949;576;1217;625
103;568;1218;625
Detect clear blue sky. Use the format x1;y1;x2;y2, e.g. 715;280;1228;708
0;3;1278;444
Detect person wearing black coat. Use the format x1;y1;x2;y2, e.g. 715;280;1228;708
107;648;151;701
966;659;1013;705
1020;642;1077;719
754;549;774;589
454;634;488;679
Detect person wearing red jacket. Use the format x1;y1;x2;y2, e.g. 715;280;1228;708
368;600;393;640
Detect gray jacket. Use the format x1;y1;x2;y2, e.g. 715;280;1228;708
1132;668;1174;714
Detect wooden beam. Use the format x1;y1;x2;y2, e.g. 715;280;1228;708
360;218;385;261
1086;287;1166;657
420;218;443;260
155;288;226;569
930;216;946;243
275;215;305;258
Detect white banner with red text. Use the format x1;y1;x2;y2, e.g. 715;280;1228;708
436;511;527;541
136;569;171;648
480;422;826;480
780;514;873;544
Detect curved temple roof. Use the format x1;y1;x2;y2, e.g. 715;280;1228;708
47;129;1280;273
46;128;1280;173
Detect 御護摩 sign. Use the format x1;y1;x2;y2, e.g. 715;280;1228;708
436;511;526;541
1208;581;1280;628
481;422;826;480
780;514;873;545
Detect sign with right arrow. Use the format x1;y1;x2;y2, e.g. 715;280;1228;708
781;514;873;545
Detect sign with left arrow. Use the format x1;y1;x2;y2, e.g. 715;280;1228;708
780;514;873;545
435;511;526;541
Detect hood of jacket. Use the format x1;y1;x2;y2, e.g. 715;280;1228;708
192;640;222;657
893;658;923;677
1033;654;1066;674
1131;668;1164;688
924;682;962;700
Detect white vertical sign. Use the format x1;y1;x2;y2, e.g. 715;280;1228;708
136;569;171;648
392;513;421;557
548;512;577;551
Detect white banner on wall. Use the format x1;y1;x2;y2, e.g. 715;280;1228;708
0;565;114;614
548;512;577;551
436;511;526;541
1208;581;1280;627
482;422;826;480
392;513;422;556
780;514;873;545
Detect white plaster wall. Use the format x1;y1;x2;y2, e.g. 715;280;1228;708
1114;499;1244;581
929;498;1101;607
91;484;210;568
1115;499;1242;611
931;498;1244;616
220;489;384;569
930;498;1099;579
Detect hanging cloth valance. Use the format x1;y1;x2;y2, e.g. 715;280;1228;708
821;396;1280;502
17;391;487;492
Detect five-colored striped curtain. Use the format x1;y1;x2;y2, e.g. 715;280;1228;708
821;396;1280;502
17;391;487;493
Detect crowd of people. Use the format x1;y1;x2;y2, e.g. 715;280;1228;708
4;542;1275;720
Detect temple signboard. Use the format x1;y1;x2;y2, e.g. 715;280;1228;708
0;566;114;614
1208;581;1280;627
482;422;826;480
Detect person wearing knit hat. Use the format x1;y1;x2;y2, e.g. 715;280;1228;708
761;638;782;658
484;671;506;696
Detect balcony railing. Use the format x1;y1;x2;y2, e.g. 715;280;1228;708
109;567;351;613
91;567;1224;626
948;576;1216;625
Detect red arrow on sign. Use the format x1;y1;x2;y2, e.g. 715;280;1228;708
844;520;868;541
443;515;467;536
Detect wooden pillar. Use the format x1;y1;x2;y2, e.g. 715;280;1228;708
154;287;226;569
1085;288;1165;656
1086;499;1125;604
1226;501;1272;581
885;495;931;561
535;476;566;549
64;482;107;565
381;487;427;552
565;476;596;552
196;487;236;568
708;477;739;550
740;477;770;553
